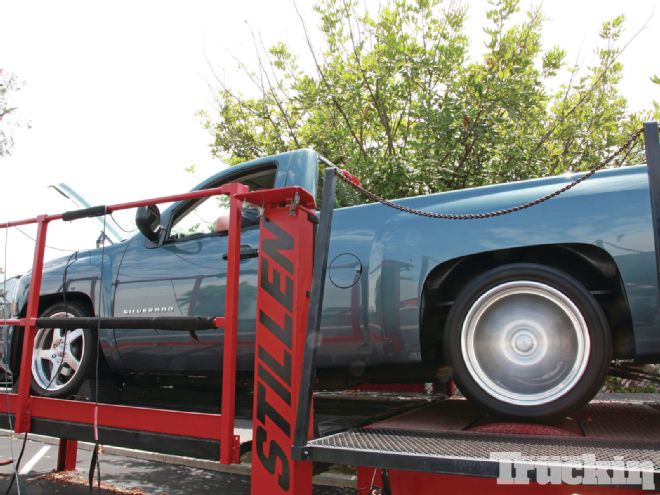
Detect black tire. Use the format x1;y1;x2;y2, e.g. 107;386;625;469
443;263;611;419
30;302;97;397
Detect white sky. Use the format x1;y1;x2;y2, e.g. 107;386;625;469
1;0;659;277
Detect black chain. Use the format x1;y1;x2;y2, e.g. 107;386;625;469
335;128;643;220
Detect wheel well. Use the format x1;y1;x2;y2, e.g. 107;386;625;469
27;292;96;317
420;244;635;364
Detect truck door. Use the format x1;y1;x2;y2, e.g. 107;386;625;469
112;166;276;373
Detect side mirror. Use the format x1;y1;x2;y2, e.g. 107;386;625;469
136;205;161;243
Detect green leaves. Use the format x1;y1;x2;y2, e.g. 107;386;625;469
542;47;565;77
202;1;657;204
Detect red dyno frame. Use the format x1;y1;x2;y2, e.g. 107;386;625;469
0;183;247;464
236;187;316;495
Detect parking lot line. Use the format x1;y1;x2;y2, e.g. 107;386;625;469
19;445;50;475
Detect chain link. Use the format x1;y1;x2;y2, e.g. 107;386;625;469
334;128;643;220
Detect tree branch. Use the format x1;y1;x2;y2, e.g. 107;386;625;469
344;1;396;154
531;17;648;155
249;26;302;149
293;0;368;158
227;51;287;150
0;107;17;121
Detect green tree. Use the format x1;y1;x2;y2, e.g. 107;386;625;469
200;0;657;201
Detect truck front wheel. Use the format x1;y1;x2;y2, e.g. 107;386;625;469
443;263;611;419
31;302;97;397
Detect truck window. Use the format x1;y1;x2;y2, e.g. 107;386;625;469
169;166;276;240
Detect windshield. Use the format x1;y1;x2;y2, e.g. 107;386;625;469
50;183;126;244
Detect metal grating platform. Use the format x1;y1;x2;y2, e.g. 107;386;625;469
580;400;660;440
307;428;660;480
305;395;660;482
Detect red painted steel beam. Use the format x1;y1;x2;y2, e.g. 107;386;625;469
0;215;62;229
102;185;239;213
0;318;24;326
0;184;240;230
14;216;49;432
0;183;250;465
219;182;247;464
0;393;224;439
242;187;315;495
0;393;16;412
57;439;78;471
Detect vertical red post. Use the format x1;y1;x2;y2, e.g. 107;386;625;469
15;216;50;433
56;439;78;471
243;188;316;495
219;183;248;464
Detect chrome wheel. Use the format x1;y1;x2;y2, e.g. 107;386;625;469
31;311;85;392
460;280;590;406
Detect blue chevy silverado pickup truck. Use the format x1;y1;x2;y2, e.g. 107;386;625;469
3;148;660;419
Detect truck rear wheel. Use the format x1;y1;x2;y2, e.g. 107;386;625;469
443;263;611;419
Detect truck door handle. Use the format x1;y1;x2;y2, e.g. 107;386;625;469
222;245;259;261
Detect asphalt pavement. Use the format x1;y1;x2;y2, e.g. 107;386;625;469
0;434;354;495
